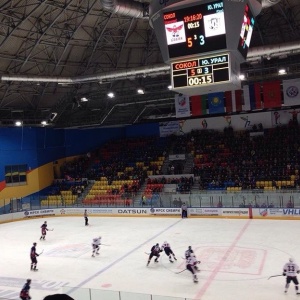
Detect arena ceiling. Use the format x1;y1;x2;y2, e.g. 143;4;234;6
0;0;300;128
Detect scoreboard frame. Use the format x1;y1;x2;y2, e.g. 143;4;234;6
171;53;230;90
164;0;227;59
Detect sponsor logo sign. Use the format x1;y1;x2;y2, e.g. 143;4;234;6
90;208;113;214
259;208;268;217
268;208;283;216
150;208;181;215
117;209;148;215
222;208;248;217
24;209;55;217
283;208;300;215
189;208;220;216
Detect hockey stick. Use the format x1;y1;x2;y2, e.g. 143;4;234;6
101;243;110;246
145;252;150;255
38;249;44;255
268;275;283;280
175;269;187;274
48;228;54;231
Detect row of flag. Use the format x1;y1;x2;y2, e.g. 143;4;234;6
175;78;300;118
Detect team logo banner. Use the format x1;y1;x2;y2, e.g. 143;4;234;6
283;79;300;106
175;94;190;118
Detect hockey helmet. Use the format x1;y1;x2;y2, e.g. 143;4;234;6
156;243;159;246
44;221;47;224
289;258;294;263
188;246;192;250
27;279;31;283
33;242;37;245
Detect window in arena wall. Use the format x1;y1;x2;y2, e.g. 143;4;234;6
5;164;28;186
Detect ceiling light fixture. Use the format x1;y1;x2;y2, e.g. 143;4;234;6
239;74;246;80
137;88;144;95
15;120;22;127
107;92;115;98
278;68;287;75
80;97;88;102
168;85;172;90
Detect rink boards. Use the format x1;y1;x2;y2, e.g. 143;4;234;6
1;207;300;223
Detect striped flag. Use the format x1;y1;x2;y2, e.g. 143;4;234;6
190;95;207;116
235;90;243;112
243;83;262;110
224;90;243;112
225;91;233;113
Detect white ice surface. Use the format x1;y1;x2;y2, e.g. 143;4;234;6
0;216;299;300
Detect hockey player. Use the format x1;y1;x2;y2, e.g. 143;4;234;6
185;246;200;272
186;254;200;283
30;242;39;271
161;241;177;263
40;221;48;240
283;258;300;294
92;236;101;257
185;246;194;259
20;279;31;300
147;243;162;266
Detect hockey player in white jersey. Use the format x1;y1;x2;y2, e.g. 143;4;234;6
186;254;200;283
92;236;101;257
161;241;177;263
283;258;300;294
185;246;200;273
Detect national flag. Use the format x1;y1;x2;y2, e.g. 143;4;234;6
225;91;233;113
282;79;300;106
235;89;243;112
190;95;207;116
262;80;282;108
208;92;225;114
175;94;190;118
243;83;262;110
224;90;243;112
249;83;262;110
242;86;251;111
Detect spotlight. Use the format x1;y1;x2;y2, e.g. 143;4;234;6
15;120;22;127
107;92;115;98
278;68;287;75
137;88;144;95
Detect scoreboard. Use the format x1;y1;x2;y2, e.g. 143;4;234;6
149;0;262;95
164;0;227;59
171;52;242;95
172;53;229;88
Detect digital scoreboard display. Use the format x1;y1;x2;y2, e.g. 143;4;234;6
238;4;255;59
172;53;230;89
164;0;226;59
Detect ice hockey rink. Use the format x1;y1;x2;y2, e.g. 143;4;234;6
0;216;299;300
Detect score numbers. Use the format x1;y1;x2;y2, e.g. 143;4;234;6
164;0;227;59
171;53;230;89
